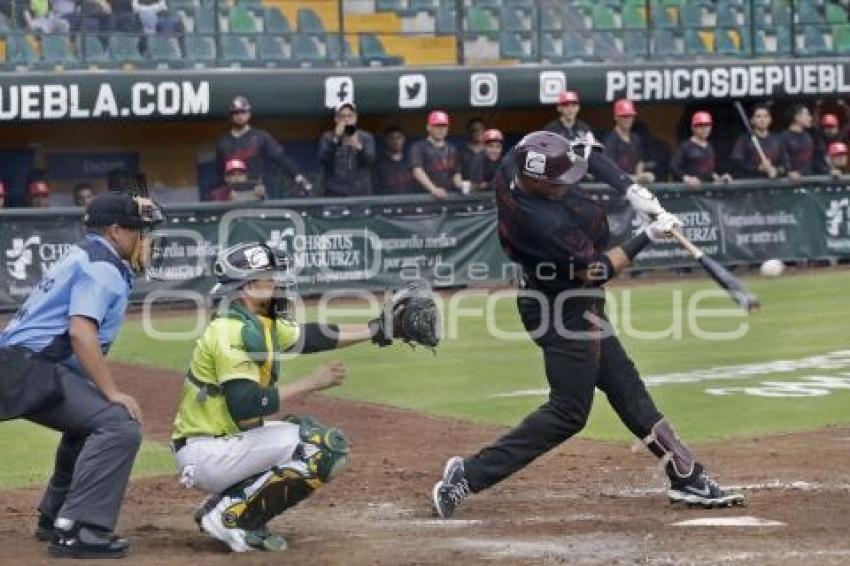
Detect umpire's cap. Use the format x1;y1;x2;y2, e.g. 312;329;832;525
211;242;294;297
513;131;588;191
84;192;164;230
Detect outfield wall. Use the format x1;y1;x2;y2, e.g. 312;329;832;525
1;178;848;309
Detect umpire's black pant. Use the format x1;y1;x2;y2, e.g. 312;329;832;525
6;348;143;531
463;290;663;492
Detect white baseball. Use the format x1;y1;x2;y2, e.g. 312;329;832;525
759;259;784;277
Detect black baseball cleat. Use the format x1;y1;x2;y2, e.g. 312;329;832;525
34;512;55;542
668;470;746;508
432;456;471;519
47;519;130;559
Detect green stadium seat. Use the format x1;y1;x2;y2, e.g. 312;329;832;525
650;1;677;28
0;13;11;33
221;35;255;64
229;6;258;33
563;31;589;59
541;32;560;59
409;0;437;9
436;4;456;33
593;32;624;59
82;35;110;65
834;24;850;53
685;29;710;54
110;35;145;63
326;35;362;66
624;29;648;57
591;5;618;29
376;0;404;10
499;31;534;60
653;29;681;56
148;35;182;64
467;6;497;32
359;33;403;65
717;1;742;26
540;5;563;32
263;7;290;33
622;1;647;28
42;34;77;66
8;33;40;66
802;25;831;54
563;5;588;30
257;35;287;66
716;29;746;56
825;3;847;24
193;6;215;34
297;8;325;33
773;0;792;25
185;34;216;64
680;2;704;27
292;34;327;65
501;7;530;31
798;1;825;24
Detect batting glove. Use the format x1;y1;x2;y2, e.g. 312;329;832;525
626;184;665;219
645;211;684;242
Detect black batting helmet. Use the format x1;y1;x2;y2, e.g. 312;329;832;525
230;95;252;113
513;131;589;193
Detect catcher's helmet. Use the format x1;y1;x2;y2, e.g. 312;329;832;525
513;131;590;192
211;242;296;317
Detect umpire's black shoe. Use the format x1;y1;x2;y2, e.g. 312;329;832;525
47;519;129;559
34;512;55;542
668;468;745;508
433;456;472;519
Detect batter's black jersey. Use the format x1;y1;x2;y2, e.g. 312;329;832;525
409;139;460;190
469;153;501;190
730;132;789;178
375;152;416;194
543;118;592;141
492;152;612;295
670;139;716;182
602;130;643;175
780;129;815;175
215;128;300;184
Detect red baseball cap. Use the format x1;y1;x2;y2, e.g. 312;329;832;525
427;110;450;126
225;159;248;174
28;180;50;197
821;113;840;128
482;129;504;143
557;90;580;105
0;181;6;197
614;98;637;117
828;141;848;157
691;111;713;127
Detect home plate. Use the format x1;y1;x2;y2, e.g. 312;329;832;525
673;516;785;527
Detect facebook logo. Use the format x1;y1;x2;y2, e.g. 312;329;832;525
324;77;355;109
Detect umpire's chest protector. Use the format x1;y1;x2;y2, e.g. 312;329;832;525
0;346;65;421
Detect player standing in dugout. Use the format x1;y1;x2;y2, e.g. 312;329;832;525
432;131;745;519
0;193;164;559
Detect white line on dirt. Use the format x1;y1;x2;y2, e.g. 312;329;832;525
403;519;483;527
672;516;786;527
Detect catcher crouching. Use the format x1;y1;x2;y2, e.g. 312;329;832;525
170;242;438;553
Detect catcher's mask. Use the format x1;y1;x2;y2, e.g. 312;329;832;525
512;131;601;195
84;192;166;276
211;242;296;318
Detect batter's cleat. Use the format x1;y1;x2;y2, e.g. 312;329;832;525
432;456;471;519
34;512;55;542
668;470;746;508
199;496;251;553
47;519;130;559
244;525;287;552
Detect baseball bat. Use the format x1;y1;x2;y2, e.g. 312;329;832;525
669;229;760;313
733;101;770;166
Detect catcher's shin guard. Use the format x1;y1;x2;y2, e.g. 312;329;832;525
643;419;695;480
222;468;320;532
284;414;350;483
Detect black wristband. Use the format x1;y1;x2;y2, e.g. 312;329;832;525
621;231;651;260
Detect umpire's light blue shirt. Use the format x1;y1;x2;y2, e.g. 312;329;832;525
0;234;133;374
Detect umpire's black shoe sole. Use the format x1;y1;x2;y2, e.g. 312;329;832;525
34;527;54;542
47;539;130;559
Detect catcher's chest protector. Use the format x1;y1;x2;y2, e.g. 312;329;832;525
216;303;282;384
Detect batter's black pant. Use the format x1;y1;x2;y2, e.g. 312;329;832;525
463;291;663;492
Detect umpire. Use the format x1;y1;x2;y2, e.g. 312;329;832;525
0;192;163;559
432;131;744;519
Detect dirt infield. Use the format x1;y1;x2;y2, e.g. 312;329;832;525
2;362;849;565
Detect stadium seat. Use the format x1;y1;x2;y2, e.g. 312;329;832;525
326;35;362;66
292;34;324;65
376;0;404;11
297;8;325;33
834;24;850;53
624;29;648;57
41;34;77;67
229;6;259;33
257;35;288;66
650;1;677;28
110;35;145;64
562;31;589;59
801;25;832;54
409;0;437;9
797;1;825;24
7;33;40;66
541;32;560;59
622;1;647;28
467;6;497;32
193;6;215;34
652;29;681;56
148;35;182;64
436;4;457;33
359;33;404;65
263;7;290;33
473;0;502;8
82;35;110;65
185;34;216;64
680;2;704;27
0;13;11;33
685;28;711;54
501;7;530;31
772;0;792;25
562;5;588;30
716;29;746;56
499;31;533;61
591;5;618;29
592;32;624;59
825;3;848;24
540;5;563;31
717;1;742;26
221;34;255;64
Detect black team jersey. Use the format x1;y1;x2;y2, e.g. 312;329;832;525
670;139;716;182
780;129;815;175
409;138;460;191
470;153;501;190
730;132;789;178
215;129;300;185
543;118;592;141
602;130;643;175
375;151;416;194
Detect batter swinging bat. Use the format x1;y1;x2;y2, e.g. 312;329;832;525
669;229;760;313
733;101;770;166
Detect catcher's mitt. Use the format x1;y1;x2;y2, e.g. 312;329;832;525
369;280;440;349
